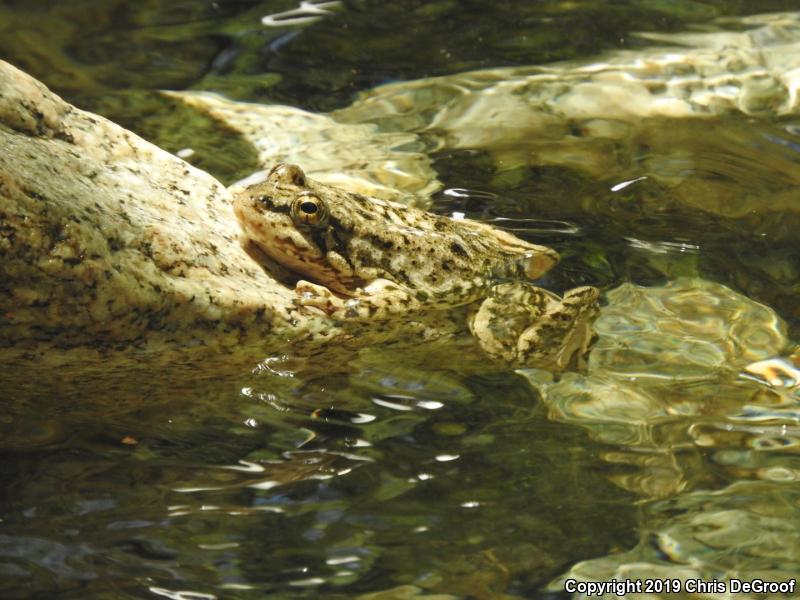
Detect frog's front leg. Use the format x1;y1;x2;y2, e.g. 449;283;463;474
294;280;347;316
295;278;422;320
470;283;600;370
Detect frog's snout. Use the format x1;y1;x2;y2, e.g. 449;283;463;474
523;246;559;279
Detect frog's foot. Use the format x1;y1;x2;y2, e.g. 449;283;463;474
470;283;600;370
294;280;347;316
295;278;421;320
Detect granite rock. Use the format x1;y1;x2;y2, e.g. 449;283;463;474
0;60;321;356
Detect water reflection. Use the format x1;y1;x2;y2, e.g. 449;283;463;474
4;273;794;595
550;480;800;596
510;277;800;592
261;1;341;27
521;278;788;477
0;336;633;597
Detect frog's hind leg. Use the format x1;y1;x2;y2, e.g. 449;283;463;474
518;285;600;371
295;278;422;320
470;283;600;370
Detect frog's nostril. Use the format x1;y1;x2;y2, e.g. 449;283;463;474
257;195;272;208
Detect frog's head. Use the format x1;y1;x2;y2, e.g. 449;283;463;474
232;163;367;292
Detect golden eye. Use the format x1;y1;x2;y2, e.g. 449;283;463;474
290;192;329;228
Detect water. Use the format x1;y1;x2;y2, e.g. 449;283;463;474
1;1;800;598
0;348;635;598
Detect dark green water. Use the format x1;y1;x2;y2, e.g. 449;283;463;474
2;1;800;599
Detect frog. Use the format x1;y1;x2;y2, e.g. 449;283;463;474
233;163;600;369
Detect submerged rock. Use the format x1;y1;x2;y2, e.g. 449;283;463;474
516;278;799;594
548;481;800;598
171;91;439;204
520;278;789;491
331;12;800;228
335;12;800;155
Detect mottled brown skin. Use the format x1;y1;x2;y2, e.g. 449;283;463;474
233;164;599;368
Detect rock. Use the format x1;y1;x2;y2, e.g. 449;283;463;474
170;92;440;204
0;59;319;356
0;60;471;371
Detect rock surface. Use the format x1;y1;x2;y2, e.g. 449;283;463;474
0;59;321;357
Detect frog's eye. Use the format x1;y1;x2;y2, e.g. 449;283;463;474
290;192;329;228
268;163;306;186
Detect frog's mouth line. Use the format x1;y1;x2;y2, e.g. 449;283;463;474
243;239;365;299
242;239;304;290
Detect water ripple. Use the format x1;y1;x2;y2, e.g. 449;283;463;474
261;0;341;27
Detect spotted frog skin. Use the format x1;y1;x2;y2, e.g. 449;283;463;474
234;164;599;369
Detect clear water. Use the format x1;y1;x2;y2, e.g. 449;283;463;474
1;1;799;598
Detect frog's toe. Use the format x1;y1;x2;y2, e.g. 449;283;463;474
294;280;344;315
